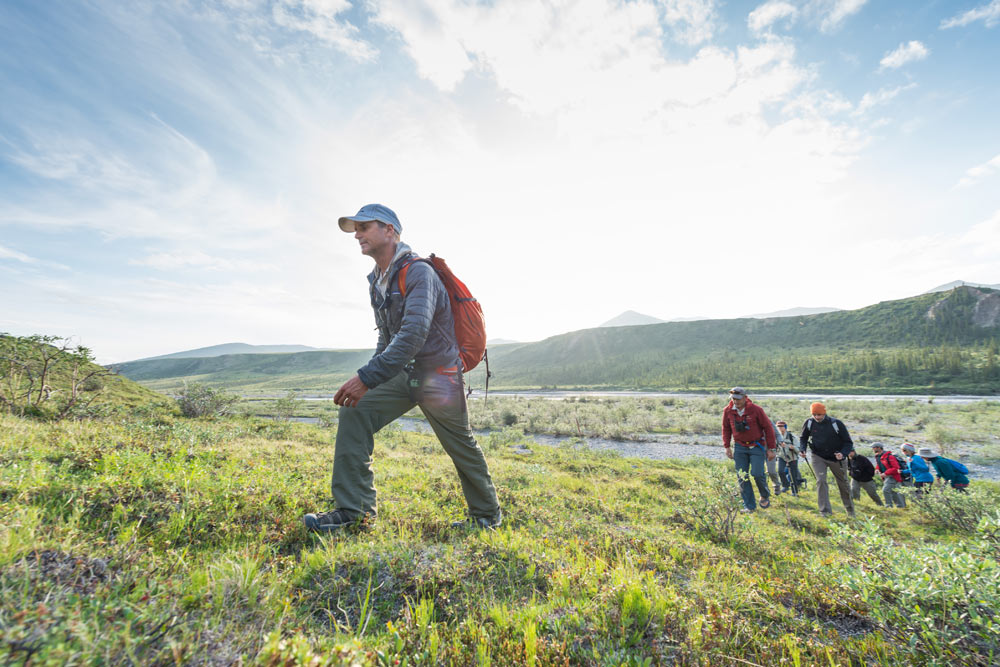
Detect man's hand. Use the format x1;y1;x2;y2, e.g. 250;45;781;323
766;449;776;461
334;375;369;408
834;452;844;461
724;446;733;460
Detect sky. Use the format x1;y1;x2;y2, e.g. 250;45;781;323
2;0;999;364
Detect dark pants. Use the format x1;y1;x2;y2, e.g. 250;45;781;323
778;458;802;494
733;444;770;510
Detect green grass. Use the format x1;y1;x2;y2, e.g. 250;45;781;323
2;412;999;664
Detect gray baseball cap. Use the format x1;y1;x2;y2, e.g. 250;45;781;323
338;203;402;234
728;386;747;400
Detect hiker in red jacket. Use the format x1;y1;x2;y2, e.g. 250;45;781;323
722;387;777;512
872;443;907;508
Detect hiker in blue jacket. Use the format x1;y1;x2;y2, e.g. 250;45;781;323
918;446;970;491
302;203;502;532
901;443;933;494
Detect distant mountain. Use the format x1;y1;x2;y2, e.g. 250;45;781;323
746;306;842;319
925;280;1000;294
136;342;322;362
487;338;521;345
600;311;666;327
116;286;1000;394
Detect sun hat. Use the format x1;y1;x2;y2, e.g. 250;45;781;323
338;203;402;234
776;420;787;427
728;386;747;400
917;446;938;458
810;402;826;415
901;443;915;453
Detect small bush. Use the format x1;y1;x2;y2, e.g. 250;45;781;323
821;518;1000;665
907;483;997;532
672;465;752;546
176;383;239;418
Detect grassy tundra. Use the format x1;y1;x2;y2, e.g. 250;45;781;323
248;393;1000;464
2;412;999;665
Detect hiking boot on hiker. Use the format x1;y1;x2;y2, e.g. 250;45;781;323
303;508;374;533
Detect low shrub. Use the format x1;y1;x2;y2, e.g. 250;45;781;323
820;517;1000;665
671;465;752;546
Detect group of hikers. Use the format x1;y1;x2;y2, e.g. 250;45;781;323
722;386;972;515
300;202;974;532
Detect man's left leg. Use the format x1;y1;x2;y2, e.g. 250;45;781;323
766;456;781;494
828;459;855;515
749;447;770;507
419;371;501;523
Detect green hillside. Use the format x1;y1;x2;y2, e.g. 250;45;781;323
115;286;1000;395
1;334;172;418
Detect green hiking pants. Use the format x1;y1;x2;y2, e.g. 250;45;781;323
331;370;500;520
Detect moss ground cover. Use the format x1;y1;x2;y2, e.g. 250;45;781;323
2;413;998;665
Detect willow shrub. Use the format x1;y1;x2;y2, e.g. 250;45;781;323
818;516;1000;666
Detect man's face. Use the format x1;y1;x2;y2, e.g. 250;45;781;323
778;425;787;435
732;396;746;409
354;220;396;257
812;412;826;421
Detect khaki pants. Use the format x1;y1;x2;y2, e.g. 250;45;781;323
850;478;884;506
882;477;907;508
810;455;855;516
331;370;500;520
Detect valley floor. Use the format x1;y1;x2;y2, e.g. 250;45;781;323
2;415;998;665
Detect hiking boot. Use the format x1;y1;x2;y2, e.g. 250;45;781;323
759;497;770;509
303;509;370;533
452;509;503;531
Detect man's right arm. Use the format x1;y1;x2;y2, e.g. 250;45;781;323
721;411;732;448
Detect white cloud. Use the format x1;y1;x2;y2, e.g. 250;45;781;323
0;244;36;264
955;153;1000;188
879;40;929;70
748;1;798;33
128;250;276;272
818;0;868;32
941;0;1000;29
271;0;377;61
659;0;719;45
854;83;916;115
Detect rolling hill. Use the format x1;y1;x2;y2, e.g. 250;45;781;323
114;286;1000;395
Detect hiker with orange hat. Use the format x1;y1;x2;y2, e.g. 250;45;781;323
722;387;778;512
799;402;855;517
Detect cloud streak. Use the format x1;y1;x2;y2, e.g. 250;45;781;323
941;0;1000;29
955;153;1000;189
879;40;929;70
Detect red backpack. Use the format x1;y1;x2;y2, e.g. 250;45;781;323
398;254;487;373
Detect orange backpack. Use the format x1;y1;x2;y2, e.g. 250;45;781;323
398;254;487;373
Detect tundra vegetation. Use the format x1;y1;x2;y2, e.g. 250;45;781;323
3;411;999;664
4;333;999;664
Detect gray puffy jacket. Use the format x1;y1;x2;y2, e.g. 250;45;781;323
356;245;460;389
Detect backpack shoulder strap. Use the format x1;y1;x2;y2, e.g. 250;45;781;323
831;419;840;434
396;256;426;297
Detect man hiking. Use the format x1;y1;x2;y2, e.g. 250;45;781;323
799;402;855;517
847;450;883;507
775;420;804;495
872;443;907;508
303;203;503;532
722;387;777;512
